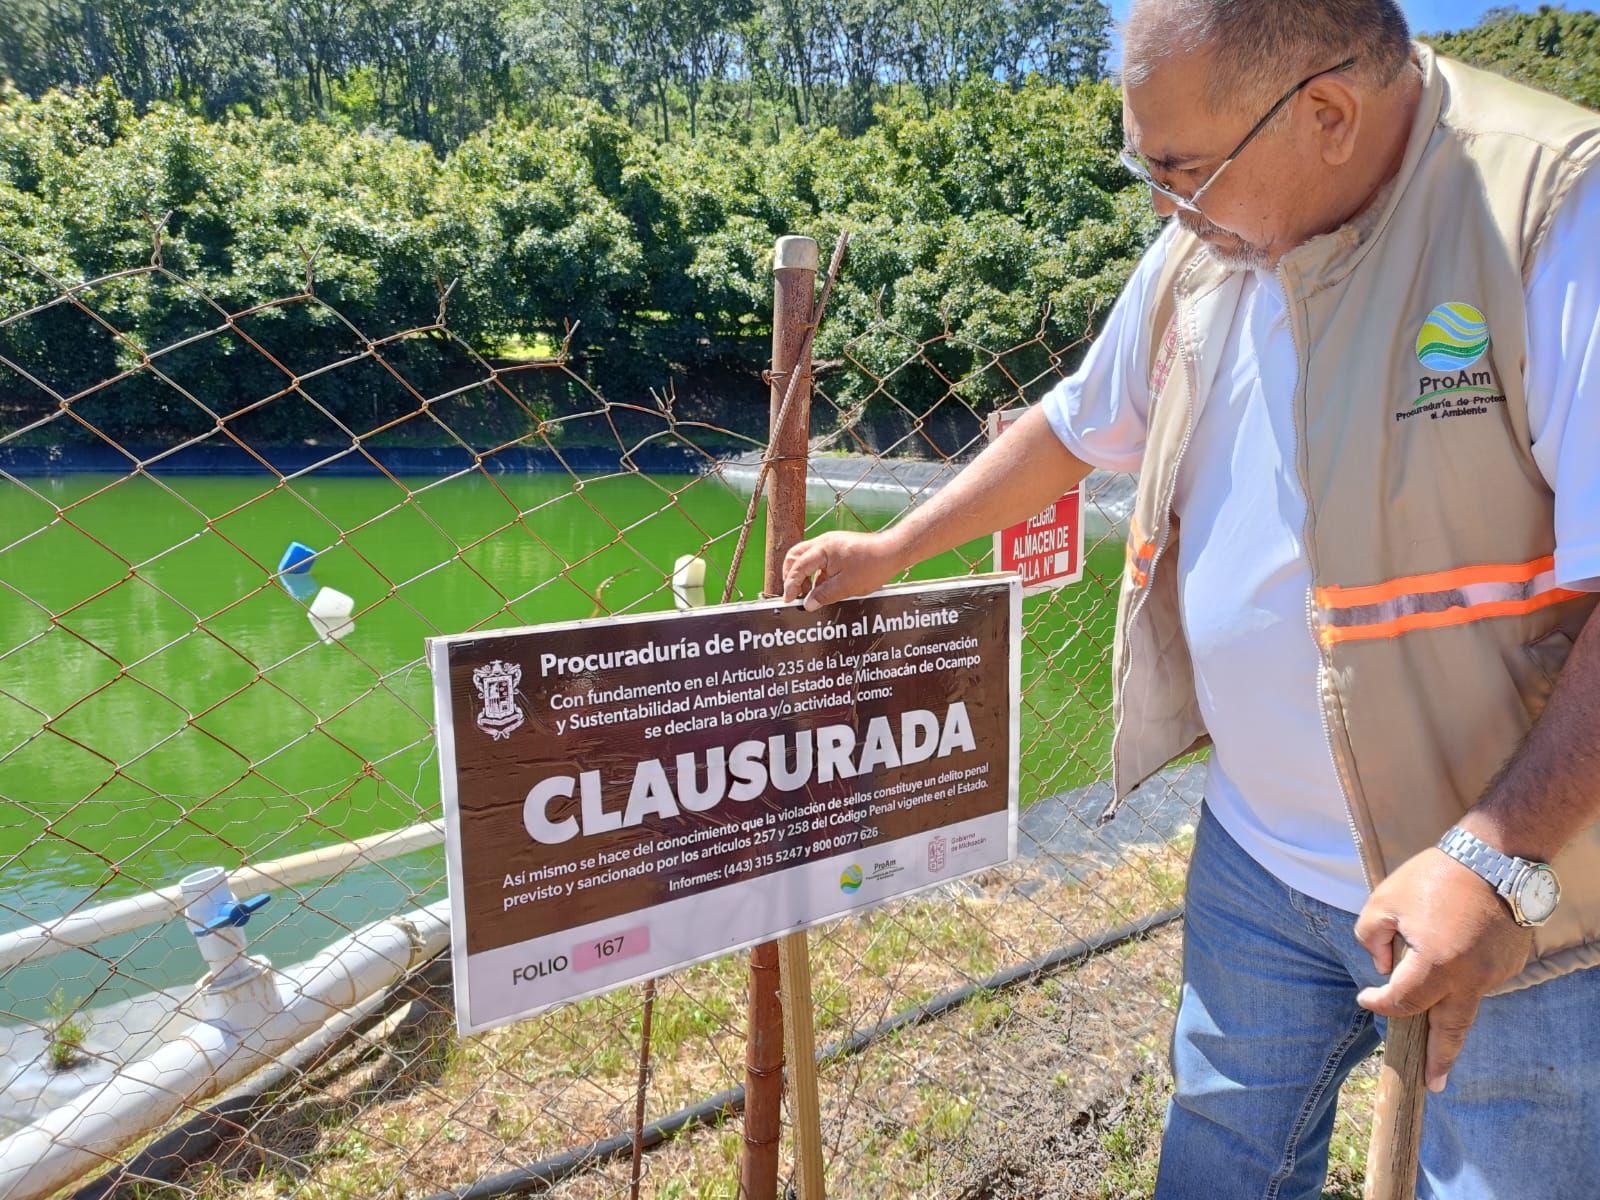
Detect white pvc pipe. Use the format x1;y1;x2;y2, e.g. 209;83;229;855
0;820;444;971
0;899;450;1200
179;866;253;984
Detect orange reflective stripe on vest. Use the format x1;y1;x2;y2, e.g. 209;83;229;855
1316;555;1585;646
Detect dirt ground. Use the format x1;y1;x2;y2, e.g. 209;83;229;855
74;841;1379;1200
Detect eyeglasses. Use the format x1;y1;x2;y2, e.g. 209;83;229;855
1119;57;1358;214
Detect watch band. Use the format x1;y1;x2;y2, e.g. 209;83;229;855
1437;825;1561;928
1436;826;1520;891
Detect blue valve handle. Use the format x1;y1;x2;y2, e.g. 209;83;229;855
195;893;270;936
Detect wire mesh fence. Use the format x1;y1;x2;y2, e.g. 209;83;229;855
0;228;1202;1200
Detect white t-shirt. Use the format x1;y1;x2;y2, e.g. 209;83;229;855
1041;171;1600;913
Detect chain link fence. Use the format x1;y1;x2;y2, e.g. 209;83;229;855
0;231;1205;1200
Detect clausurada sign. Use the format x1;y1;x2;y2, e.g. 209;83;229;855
428;576;1020;1033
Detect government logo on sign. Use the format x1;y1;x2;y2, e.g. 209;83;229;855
840;864;863;894
473;659;525;740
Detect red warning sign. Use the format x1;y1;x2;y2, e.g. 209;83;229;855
989;407;1084;594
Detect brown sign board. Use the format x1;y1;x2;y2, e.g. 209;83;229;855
428;577;1020;1033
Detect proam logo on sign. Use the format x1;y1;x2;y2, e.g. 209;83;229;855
1397;301;1507;424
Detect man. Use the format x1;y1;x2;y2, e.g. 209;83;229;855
780;2;1600;1195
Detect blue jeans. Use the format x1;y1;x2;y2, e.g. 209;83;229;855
1157;806;1600;1200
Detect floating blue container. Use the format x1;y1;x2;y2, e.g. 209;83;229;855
278;541;317;575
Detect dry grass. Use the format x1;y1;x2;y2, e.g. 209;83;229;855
1088;1050;1378;1200
88;841;1194;1200
72;828;1385;1200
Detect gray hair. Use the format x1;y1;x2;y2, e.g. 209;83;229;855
1122;0;1414;114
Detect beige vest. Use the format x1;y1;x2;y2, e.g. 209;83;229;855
1111;48;1600;992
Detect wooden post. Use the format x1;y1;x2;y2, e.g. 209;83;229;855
1365;946;1428;1200
762;234;816;588
768;235;828;1199
740;234;822;1200
742;937;783;1200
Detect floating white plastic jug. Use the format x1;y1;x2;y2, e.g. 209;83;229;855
672;554;707;590
307;587;356;643
672;554;708;611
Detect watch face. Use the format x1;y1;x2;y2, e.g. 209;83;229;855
1518;866;1561;925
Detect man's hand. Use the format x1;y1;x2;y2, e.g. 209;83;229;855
781;530;906;610
776;407;1092;609
1353;848;1533;1094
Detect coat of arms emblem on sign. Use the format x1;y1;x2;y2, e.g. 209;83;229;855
472;659;525;740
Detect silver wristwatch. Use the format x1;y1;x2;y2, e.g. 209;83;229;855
1436;826;1561;927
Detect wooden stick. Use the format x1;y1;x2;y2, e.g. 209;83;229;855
779;932;827;1198
1364;950;1428;1200
628;977;656;1200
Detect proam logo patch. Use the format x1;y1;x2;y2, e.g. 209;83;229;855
1397;301;1507;424
1416;302;1489;371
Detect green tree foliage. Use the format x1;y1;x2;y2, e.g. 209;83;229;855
0;0;1114;149
0;0;276;115
8;6;1597;453
0;77;1156;447
1428;6;1600;110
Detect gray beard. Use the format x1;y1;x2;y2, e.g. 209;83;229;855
1200;238;1270;273
1179;214;1271;272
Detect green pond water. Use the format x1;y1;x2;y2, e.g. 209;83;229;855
0;470;1118;1018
